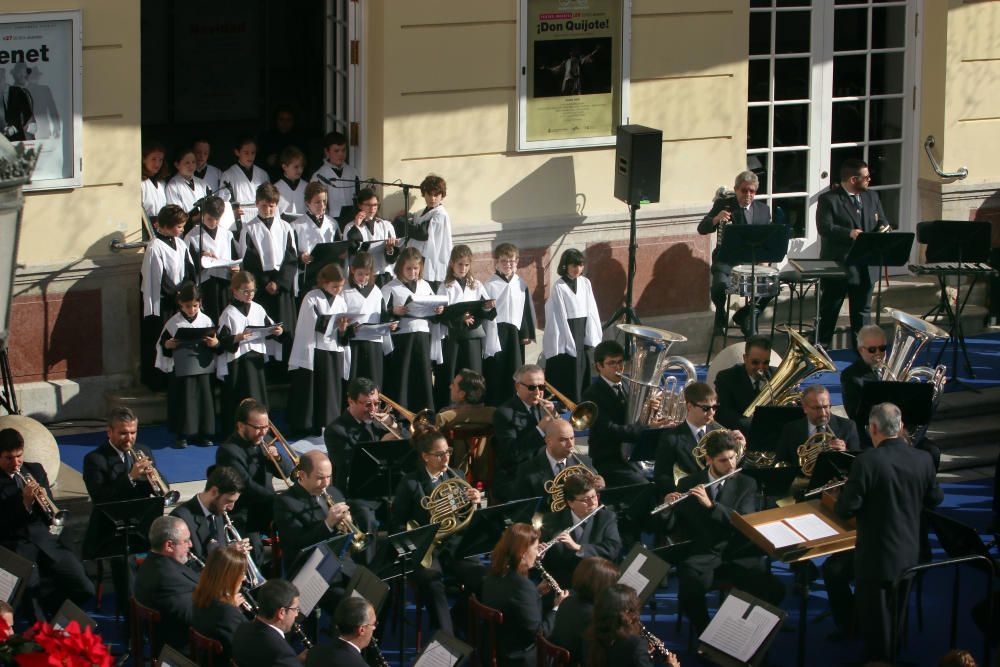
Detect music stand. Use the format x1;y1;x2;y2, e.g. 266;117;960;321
748;406;801;453
288;538;348;617
348;440;416;504
413;630;474;667
918;220;992;382
345;565;391;615
843;231;914;325
0;546;35;609
741;466;799;503
854;381;934;433
617;543;670;606
698;589;787;667
86;497;165;604
803;451;855;497
158;644;197;667
718;224;790;335
599;482;655;515
628;428;672;464
452;497;542;559
52;599;98;631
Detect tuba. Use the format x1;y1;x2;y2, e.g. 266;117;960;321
742;326;837;418
616;324;697;426
407;477;476;568
876;309;948;391
544;459;596;512
638;357;698;425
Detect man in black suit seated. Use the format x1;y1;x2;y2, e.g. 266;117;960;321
714;335;776;433
514;419;600;503
697;170;777;337
391;429;482;635
305;596;376;667
775;385;860;470
840;324;885;446
817;159;893;350
834;402;943;661
0;428;93;617
232;579;307;667
324;377;403;492
582;341;669;487
492;364;556;502
661;431;784;634
171;465;244;562
133;515;200;655
435;369;496;480
540;473;622;590
216;399;294;561
653;381;729;495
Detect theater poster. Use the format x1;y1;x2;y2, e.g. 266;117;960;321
0;10;83;190
518;0;629;151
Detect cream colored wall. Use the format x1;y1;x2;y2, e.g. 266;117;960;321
369;0;747;228
919;1;947;184
9;0;142;268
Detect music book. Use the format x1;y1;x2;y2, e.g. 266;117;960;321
292;545;344;616
754;513;839;549
698;589;785;666
405;296;449;318
440;299;490;320
200;255;241;270
243;323;282;342
616;543;670;606
413;631;474;667
173;327;216;344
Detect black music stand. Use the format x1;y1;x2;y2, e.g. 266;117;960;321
718;224;790;335
741;467;799;502
843;231;914;325
345;565;391;614
854;381;934;433
599;482;655;516
919;220;992;383
348;440;416;505
288;538;348;618
628;427;673;465
697;589;787;667
617;543;670;606
748;406;801;453
803;451;855;497
87;497;165;604
413;630;474;667
0;546;35;610
452;497;543;559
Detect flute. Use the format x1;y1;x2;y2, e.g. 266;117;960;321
650;468;742;515
803;477;847;498
538;504;605;557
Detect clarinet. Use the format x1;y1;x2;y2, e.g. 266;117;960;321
640;624;672;661
534;562;564;596
367;635;390;667
240;585;314;650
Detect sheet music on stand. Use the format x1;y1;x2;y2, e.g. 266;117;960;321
412;630;474;667
698;589;786;667
291;544;344;616
0;546;35;608
158;645;198;667
616;543;670;606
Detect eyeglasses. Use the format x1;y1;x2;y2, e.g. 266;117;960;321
747;359;770;366
693;403;719;412
242;422;270;431
855;174;872;181
864;345;888;353
518;382;545;392
283;606;300;614
427;448;454;459
239;289;256;296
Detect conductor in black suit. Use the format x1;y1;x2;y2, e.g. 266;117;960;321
305;595;377;667
816;159;893;349
323;376;400;492
834;402;943;661
492;364;556;502
0;428;93;616
540;473;622;590
232;579;307;667
134;515;200;655
662;431;784;633
697;171;776;337
713;335;776;433
653;381;728;495
775;385;860;469
171;465;244;561
513;418;600;503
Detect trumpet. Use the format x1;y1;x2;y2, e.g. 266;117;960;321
130;448;180;507
14;467;66;526
651;468;741;515
222;510;266;589
543;382;598;431
374;394;434;440
321;491;367;553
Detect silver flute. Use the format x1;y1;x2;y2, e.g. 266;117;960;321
650;468;742;514
538;504;605;557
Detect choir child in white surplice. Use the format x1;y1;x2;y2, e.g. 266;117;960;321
184;195;240;322
482;242;537;406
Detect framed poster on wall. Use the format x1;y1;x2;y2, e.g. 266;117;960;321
517;0;630;151
0;10;83;190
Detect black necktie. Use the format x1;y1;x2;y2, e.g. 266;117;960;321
532;405;543;423
363;422;376;442
12;473;23;490
555;460;566;475
614;384;626;404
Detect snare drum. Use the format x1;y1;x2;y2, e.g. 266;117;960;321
729;264;780;297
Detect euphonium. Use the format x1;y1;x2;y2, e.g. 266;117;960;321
638;356;698;426
544;382;598;431
130;448;180;507
742;326;837;418
544;458;595;512
406;477;477;568
13;467;66;526
322;490;367;553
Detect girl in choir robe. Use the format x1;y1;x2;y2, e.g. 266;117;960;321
184;195;239;322
310;131;359;222
293;182;340;294
165;146;208;218
543;248;602;404
483;242;537;406
140;141;167;228
220;137;269;225
405;174;452;290
381;247;444;413
287;264;351;436
140;204;195;390
433;244;499;410
274;145;307;215
238;182;299;373
343;188;399;285
343;252;396;386
216;272;283;436
193;138;223;192
155;283;219;448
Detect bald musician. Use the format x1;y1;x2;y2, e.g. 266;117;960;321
513;419;600;502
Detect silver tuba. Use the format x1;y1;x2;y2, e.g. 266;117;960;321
876;309;948;391
616;324;697;426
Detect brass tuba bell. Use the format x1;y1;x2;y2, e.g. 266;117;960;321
742;326;837;418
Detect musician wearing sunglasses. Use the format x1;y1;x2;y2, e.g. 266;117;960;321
653;382;727;495
713;336;777;433
492;364;556;502
840;324;887;443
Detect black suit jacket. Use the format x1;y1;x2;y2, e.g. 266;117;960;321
775;414;861;467
492;397;547;500
841;357;878;424
816;186;891;283
672;468;759;558
512;449;595;504
580;379;644;471
602;634;654;667
698;197;773;273
540;507;621;586
273;481;352;576
305;637;369;667
714;363;776;432
216;433;293;533
231;618;300;667
82;441;157;556
481;572;557;667
192;599;245;664
133;552;199;654
549;594;592;665
171;495;226;561
835;438;943;582
652;421;725;495
0;461;63;560
323;412;393;491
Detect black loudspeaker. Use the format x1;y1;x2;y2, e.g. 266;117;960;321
614;124;662;205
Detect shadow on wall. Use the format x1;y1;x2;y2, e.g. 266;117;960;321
634;241;708;317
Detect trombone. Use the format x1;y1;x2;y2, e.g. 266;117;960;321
13;467;66;526
543;382;598;431
262;423;300;488
374;394;434;440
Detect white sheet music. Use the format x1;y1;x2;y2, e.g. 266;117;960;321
414;640;459;667
406;296;448;318
200;256;241;270
244;324;281;342
784;514;838;541
618;553;649;595
756;520;804;548
0;568;17;602
292;550;330;616
365;240;386;254
700;595;781;662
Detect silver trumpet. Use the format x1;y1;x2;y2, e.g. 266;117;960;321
13;467;66;526
222;510;266;588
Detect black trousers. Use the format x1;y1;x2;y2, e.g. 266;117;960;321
22;542;95;617
822;551;855;631
856;578;909;662
818;271;876;349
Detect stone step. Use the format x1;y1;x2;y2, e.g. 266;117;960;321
935;385;1000;420
104;383;292;425
938;442;999;474
924;414;1000;452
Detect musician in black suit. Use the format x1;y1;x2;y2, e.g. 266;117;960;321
549;556;620;666
492;364;556;502
0;428;93;616
697;171;777;337
540;473;621;590
231;579;307;667
305;596;376;667
662;431;784;633
171;465;244;561
840;324;885;446
816;159;893;349
191;543;252;665
513;418;599;503
713;335;776;433
653;381;727;495
391;429;482;634
323;377;401;492
133;516;200;655
775;385;860;469
834;402;943;661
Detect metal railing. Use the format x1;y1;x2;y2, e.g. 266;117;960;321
924;135;969;180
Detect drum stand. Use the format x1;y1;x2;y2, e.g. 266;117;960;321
718;224;790;338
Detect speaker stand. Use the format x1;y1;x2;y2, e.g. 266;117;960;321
603;203;641;327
